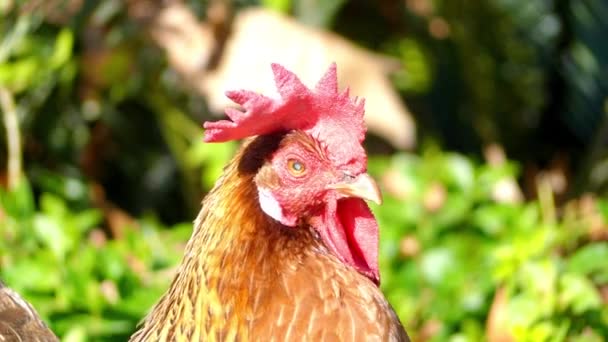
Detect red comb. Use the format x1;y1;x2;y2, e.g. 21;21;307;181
204;63;367;169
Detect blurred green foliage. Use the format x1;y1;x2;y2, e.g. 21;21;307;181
369;149;608;341
0;178;189;340
0;0;607;341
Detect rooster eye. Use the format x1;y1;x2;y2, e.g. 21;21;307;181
287;159;306;176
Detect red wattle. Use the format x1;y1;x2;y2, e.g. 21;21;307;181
315;198;380;285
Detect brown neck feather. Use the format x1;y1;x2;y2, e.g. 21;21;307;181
130;135;321;341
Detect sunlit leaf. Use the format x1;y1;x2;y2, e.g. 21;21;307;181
559;273;602;314
33;214;70;261
50;28;73;69
566;243;608;280
0;56;38;92
262;0;291;13
421;247;454;285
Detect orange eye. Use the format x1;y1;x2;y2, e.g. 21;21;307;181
287;159;306;176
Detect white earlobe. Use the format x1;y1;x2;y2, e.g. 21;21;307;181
257;187;296;226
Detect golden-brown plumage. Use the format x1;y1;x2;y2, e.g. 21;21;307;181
130;134;409;341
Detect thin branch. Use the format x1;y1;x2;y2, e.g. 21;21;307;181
0;87;22;190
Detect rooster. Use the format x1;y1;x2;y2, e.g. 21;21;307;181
0;63;409;341
130;63;409;341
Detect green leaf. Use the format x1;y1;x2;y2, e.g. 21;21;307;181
98;246;126;280
33;214;71;261
516;260;558;316
443;153;475;192
473;204;509;236
421;247;454;285
50;28;73;69
39;193;68;218
566;242;608;280
391;38;432;93
187;140;236;190
597;199;608;221
558;273;602;314
114;285;167;317
2;256;61;292
0;177;35;218
529;321;555;342
262;0;291;13
53;315;133;338
0;56;39;92
507;292;546;329
61;326;87;342
72;209;102;234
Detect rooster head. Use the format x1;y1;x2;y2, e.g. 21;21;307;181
204;63;382;284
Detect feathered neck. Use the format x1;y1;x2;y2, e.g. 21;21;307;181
130;136;322;341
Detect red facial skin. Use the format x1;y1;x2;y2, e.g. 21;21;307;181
254;132;380;283
255;135;336;225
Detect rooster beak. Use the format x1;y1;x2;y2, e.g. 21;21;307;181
329;173;383;205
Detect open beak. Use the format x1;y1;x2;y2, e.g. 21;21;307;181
329;173;383;205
